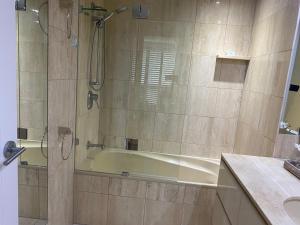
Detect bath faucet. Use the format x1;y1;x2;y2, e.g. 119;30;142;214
87;141;104;150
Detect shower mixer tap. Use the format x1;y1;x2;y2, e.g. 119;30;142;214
87;90;99;110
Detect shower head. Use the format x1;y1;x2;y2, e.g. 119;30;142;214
115;6;128;14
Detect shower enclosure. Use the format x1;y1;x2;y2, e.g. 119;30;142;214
16;0;48;223
75;0;251;185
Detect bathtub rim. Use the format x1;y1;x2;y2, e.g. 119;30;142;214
75;168;218;188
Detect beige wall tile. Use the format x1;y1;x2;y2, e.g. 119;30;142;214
215;89;242;118
19;185;40;218
196;0;229;24
146;182;185;203
186;87;218;116
184;186;216;206
107;195;145;225
19;167;39;186
212;196;231;225
126;110;155;139
154;113;184;142
152;140;181;154
103;80;129;109
107;49;132;81
109;177;147;198
75;174;109;194
192;23;226;55
39;187;48;220
228;0;256;26
140;0;197;22
101;109;127;137
223;25;252;56
157;85;188;114
144;200;183;225
75;192;108;225
182;116;212;145
189;55;218;88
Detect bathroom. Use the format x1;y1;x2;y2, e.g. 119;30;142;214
0;0;300;224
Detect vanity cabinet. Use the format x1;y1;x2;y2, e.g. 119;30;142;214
212;160;267;225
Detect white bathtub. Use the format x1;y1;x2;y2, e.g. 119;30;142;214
18;140;47;167
77;148;220;186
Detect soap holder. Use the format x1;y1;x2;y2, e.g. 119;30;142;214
284;160;300;180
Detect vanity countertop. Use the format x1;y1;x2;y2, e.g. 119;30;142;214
222;153;300;225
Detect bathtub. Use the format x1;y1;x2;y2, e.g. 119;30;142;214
77;148;220;186
18;140;47;167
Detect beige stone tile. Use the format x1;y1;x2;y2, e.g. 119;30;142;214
18;167;39;186
19;100;44;129
103;135;126;149
182;203;213;225
181;143;232;158
189;55;218;88
272;2;298;53
215;89;242;119
157;85;188;114
48;26;77;80
19;217;37;225
192;23;226;55
239;91;264;129
182;116;212;145
74;192;108;225
75;174;109;194
20;72;46;101
19;41;47;73
223;25;252;56
146;182;185;203
133;50;191;85
39;187;48;220
268;51;291;97
258;95;282;141
227;0;256;26
38;168;48;187
215;58;247;90
152;140;181;154
19;185;40;218
184;185;216;206
212;196;231;225
210;118;237;147
140;0;197;22
101;109;127;137
107;195;144;225
196;0;229;24
126;110;155;139
137;20;194;54
128;84;159;112
103;80;129;109
107;49;132;81
144;199;183;225
186;86;218;116
107;17;138;51
154;113;184;142
109;177;146;198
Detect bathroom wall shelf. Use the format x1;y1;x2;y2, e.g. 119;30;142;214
216;55;251;61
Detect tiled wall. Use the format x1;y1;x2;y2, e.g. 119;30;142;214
76;0;104;165
94;0;256;159
73;172;216;225
234;0;299;156
48;0;78;224
18;167;47;220
17;0;48;140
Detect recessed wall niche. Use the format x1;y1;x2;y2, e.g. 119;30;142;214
215;56;250;88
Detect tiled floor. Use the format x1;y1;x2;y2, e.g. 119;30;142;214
19;217;83;225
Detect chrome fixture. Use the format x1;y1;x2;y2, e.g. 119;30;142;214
87;90;99;110
15;0;26;11
58;126;74;160
30;1;48;35
87;141;104;150
3;141;26;166
85;5;128;92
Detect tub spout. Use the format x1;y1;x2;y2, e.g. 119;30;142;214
87;141;104;150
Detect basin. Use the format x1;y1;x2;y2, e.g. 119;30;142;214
284;198;300;225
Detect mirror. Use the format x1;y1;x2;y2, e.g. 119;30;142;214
283;43;300;133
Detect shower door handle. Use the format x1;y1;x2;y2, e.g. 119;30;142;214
3;141;26;166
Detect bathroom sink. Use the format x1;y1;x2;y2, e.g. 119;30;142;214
284;198;300;225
